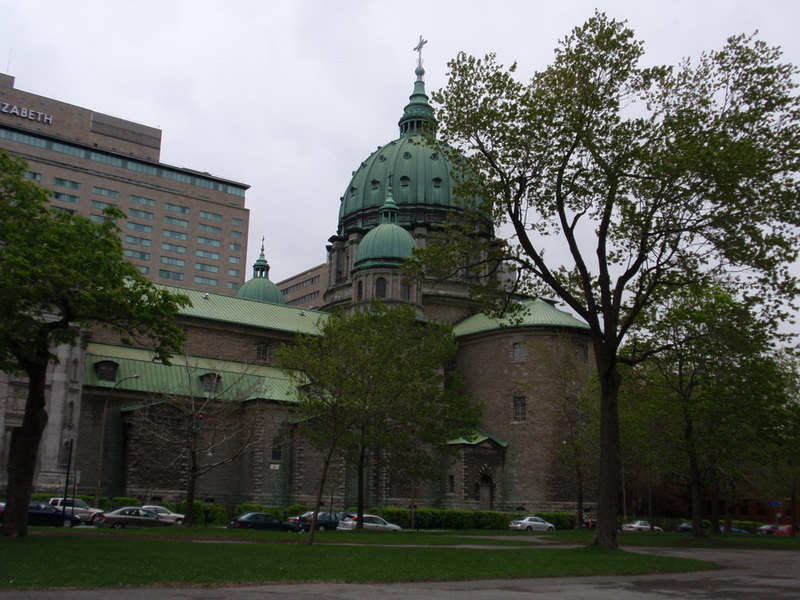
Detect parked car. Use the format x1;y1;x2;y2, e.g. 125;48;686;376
48;497;103;524
0;501;82;528
673;522;693;532
95;506;174;529
774;524;794;535
141;505;185;525
336;514;402;532
509;516;556;532
621;520;662;532
227;512;299;532
298;510;344;532
757;524;779;535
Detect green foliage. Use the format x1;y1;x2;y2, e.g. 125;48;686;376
412;11;800;547
536;512;578;530
277;301;480;522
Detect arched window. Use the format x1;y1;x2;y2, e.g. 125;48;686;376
200;372;221;394
375;277;387;298
401;282;411;301
94;360;119;382
357;280;364;301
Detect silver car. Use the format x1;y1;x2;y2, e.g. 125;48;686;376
336;514;401;531
509;516;556;532
142;505;185;524
96;506;174;529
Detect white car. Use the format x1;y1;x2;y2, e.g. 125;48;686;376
142;505;185;524
509;516;556;532
622;520;662;532
48;497;104;524
336;514;401;531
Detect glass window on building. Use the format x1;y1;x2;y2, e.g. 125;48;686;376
513;396;528;422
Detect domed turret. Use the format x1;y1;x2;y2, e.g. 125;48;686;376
354;188;416;271
235;239;286;304
337;63;460;236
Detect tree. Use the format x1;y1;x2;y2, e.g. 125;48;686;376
277;301;479;544
622;280;789;536
414;13;800;547
126;361;267;525
0;151;189;536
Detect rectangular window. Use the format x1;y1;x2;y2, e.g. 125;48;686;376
227;268;239;277
198;236;221;247
125;235;152;247
161;256;185;267
165;202;189;214
91;200;116;211
193;275;218;286
164;216;189;227
513;397;528;422
197;250;220;259
124;249;150;260
163;229;188;240
228;256;241;264
231;217;244;226
127;222;152;233
92;186;120;198
54;177;81;189
159;269;184;281
53;192;80;203
229;243;241;251
199;210;223;221
512;342;527;362
128;208;153;220
195;263;219;273
90;214;112;224
230;230;243;239
89;152;123;167
130;195;156;207
25;171;42;181
161;242;187;254
199;223;222;234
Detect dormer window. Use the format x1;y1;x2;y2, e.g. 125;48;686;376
370;179;380;190
256;343;274;363
400;176;410;188
432;177;442;188
200;372;221;394
94;360;119;382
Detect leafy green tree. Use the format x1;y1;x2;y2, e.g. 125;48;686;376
623;280;791;537
413;13;800;547
0;151;189;536
277;301;479;544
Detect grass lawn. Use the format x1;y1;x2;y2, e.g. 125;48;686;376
1;526;793;590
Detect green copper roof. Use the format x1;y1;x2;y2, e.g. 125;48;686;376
354;189;416;269
235;241;286;305
84;343;298;403
447;427;508;448
162;284;326;336
453;298;589;337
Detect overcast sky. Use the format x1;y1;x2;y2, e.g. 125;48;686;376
2;0;799;284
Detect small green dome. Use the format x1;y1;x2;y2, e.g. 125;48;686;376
235;241;286;305
354;190;416;270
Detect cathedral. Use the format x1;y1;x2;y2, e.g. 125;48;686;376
1;57;595;515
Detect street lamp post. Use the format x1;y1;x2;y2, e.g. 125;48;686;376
95;374;139;506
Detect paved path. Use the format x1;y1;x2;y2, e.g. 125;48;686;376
1;547;798;599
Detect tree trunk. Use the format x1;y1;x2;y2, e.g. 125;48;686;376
356;441;366;529
306;445;336;545
592;359;621;548
185;452;197;526
1;361;50;537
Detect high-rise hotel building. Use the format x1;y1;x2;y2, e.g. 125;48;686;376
0;73;249;294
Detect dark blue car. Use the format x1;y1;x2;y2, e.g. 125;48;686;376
0;501;81;527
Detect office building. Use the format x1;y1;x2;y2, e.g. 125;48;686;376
0;73;250;294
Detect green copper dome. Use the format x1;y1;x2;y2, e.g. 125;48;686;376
354;190;416;270
337;64;460;236
234;241;286;305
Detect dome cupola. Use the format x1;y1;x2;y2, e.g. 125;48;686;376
354;188;417;271
234;239;286;305
337;45;462;237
